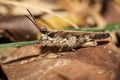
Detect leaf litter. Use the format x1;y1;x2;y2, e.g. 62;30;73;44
0;0;119;80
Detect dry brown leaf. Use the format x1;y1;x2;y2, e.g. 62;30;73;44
1;42;120;80
0;15;39;41
1;45;40;63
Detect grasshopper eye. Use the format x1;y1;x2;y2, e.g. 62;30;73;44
40;28;48;34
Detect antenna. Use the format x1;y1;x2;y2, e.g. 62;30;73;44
25;9;40;30
26;9;48;34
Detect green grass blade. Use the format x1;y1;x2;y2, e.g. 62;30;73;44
0;40;39;48
104;22;120;32
67;22;120;32
67;27;103;32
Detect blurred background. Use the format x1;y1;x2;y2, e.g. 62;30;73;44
0;0;120;80
0;0;119;46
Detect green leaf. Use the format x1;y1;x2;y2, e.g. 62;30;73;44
67;22;120;32
0;40;39;48
104;22;120;32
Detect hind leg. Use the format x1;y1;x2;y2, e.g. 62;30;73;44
82;40;97;47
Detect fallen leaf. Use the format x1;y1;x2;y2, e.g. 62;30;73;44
1;42;120;80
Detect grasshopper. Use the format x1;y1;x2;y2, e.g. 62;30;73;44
26;9;110;52
0;10;111;63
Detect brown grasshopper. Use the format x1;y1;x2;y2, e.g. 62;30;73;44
26;9;110;53
0;10;111;64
